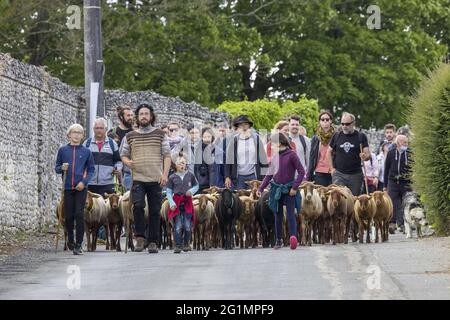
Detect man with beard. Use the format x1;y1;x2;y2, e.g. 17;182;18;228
109;105;134;190
120;103;171;253
326;112;370;196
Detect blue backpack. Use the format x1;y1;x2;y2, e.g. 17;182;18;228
85;137;115;151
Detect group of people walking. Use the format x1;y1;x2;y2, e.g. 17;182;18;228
56;103;413;255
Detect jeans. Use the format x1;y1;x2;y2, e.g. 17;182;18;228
332;170;363;196
274;193;297;242
123;171;132;191
313;172;332;186
388;180;411;226
131;181;162;243
64;189;88;245
173;209;193;247
234;173;257;190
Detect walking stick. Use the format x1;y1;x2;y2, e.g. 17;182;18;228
360;144;369;196
55;170;66;253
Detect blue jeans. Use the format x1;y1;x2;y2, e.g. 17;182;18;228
274;194;297;242
173;210;193;247
123;171;132;191
235;173;257;190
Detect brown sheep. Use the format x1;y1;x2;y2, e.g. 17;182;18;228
104;193;123;251
315;186;332;244
354;194;377;243
193;194;215;250
326;186;354;244
237;196;258;249
372;191;394;242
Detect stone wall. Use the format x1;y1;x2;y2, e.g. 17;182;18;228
0;53;228;233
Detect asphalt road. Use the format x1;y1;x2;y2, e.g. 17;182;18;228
0;233;449;300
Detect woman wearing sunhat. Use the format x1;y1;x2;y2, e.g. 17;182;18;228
224;115;268;190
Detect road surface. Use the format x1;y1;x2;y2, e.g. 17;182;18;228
0;234;449;300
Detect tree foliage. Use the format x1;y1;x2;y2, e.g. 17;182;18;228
408;63;450;235
0;0;448;127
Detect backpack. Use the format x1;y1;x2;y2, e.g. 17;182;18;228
85;137;115;152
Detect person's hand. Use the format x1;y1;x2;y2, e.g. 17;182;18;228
289;188;297;197
256;190;262;198
383;187;387;192
170;204;177;211
62;163;69;172
159;174;168;187
75;182;85;191
360;152;367;161
225;177;232;189
186;191;192;197
112;168;121;176
330;168;336;175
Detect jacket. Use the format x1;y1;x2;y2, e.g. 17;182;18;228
55;144;95;190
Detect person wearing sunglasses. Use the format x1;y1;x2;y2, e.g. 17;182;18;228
326;112;370;196
307;110;335;186
167;121;183;150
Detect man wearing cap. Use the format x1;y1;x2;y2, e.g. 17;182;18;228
224;115;268;190
120;103;172;253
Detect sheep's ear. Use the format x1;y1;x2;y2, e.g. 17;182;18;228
104;192;110;198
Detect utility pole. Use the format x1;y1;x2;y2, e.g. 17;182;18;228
84;0;104;138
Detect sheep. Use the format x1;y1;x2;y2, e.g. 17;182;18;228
193;194;215;250
315;186;332;244
326;186;354;244
84;191;108;252
104;193;123;251
354;194;377;243
372;191;394;242
299;182;323;246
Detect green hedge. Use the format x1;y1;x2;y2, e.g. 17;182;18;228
216;95;319;136
408;63;450;235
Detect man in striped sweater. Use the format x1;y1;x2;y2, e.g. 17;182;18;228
120;104;172;253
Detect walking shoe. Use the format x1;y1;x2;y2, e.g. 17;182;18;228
67;241;75;251
398;225;405;234
273;240;282;250
148;242;159;254
290;236;298;250
135;237;145;252
73;244;83;255
183;242;192;252
174;246;182;254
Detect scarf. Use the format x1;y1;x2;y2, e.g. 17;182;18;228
316;126;335;145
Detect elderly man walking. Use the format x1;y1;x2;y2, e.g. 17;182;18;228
120;103;172;253
84;118;122;196
384;134;412;234
327;112;370;196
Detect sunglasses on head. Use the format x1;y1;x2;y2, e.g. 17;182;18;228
341;121;354;126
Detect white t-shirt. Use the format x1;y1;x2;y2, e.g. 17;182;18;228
237;135;256;176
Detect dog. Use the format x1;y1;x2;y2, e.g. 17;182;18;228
403;192;429;238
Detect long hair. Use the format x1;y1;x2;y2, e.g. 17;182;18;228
135;103;156;127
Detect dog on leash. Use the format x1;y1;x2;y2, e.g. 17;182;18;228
403;191;429;238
